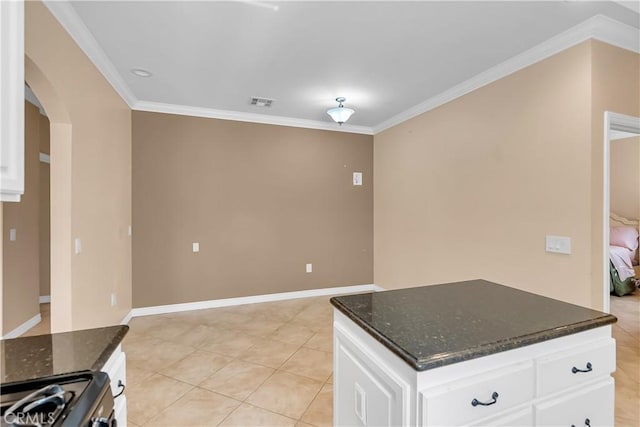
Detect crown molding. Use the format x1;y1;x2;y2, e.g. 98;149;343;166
613;1;640;14
43;0;137;107
373;15;640;134
133;100;374;135
44;4;637;136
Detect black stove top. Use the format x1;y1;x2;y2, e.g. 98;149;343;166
1;371;114;427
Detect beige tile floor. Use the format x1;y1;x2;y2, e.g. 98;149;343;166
19;291;639;426
20;303;51;337
123;292;639;427
123;296;334;427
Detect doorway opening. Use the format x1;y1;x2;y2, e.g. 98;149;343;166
23;55;73;334
18;84;51;337
602;111;640;314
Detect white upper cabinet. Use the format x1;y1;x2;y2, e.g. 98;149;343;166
0;0;25;202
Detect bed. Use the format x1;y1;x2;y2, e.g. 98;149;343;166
609;212;639;296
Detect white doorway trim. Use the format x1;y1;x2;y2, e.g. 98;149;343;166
602;111;640;313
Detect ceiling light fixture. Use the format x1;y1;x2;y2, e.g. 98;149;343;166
327;97;354;125
131;68;152;78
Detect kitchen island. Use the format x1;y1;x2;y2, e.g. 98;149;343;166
0;325;129;424
330;280;617;426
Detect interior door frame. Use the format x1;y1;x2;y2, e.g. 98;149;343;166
602;111;640;313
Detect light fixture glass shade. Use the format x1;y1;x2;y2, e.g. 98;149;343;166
327;106;355;125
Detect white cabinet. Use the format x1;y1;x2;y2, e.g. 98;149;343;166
333;310;615;427
469;407;534;426
101;344;127;426
334;324;410;426
535;339;615;396
0;0;24;202
535;378;614;427
419;361;535;426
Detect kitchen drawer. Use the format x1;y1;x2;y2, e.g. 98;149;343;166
420;361;534;426
535;377;614;427
101;346;127;397
114;395;127;426
470;406;533;427
536;338;615;397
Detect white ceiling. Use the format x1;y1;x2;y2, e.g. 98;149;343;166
48;1;639;133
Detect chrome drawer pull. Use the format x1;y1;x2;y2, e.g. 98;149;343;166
471;391;499;407
571;362;593;374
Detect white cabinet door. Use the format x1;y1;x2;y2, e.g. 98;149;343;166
114;396;127;426
535;378;614;427
0;0;24;202
334;333;407;426
101;345;127;425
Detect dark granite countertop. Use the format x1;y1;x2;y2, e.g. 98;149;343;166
330;280;616;371
0;325;129;384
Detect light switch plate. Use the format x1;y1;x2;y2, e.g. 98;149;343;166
353;172;362;186
546;235;571;254
306;263;312;273
193;242;200;253
9;228;16;241
74;238;82;254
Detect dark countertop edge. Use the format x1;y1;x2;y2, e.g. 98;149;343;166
89;325;130;371
330;297;617;372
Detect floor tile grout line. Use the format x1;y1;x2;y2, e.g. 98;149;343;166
214;401;299;427
129;372;196;426
126;297;335;424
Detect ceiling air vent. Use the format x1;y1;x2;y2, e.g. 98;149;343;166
250;97;275;107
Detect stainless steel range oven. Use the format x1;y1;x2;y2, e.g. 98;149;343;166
1;371;115;427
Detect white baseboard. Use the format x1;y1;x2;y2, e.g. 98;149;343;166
2;313;42;339
120;310;133;325
39;295;51;304
131;284;383;318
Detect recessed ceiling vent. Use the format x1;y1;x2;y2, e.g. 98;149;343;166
250;97;275;107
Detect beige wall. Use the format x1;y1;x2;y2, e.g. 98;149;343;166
590;40;640;309
132;111;373;307
610;137;640;220
24;1;132;331
39;114;51;298
2;102;41;333
374;41;639;310
374;42;596;307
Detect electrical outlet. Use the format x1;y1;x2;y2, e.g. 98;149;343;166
9;229;16;241
353;172;363;186
193;242;200;252
74;238;82;254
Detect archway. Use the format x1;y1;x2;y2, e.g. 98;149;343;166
24;55;73;332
